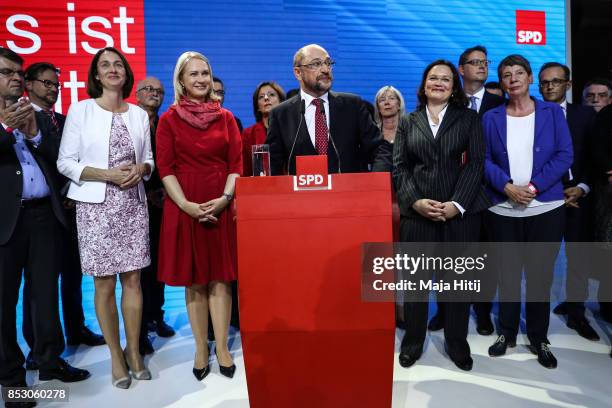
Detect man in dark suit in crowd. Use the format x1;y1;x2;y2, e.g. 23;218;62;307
135;77;175;355
428;45;505;335
582;78;611;113
266;44;381;175
213;76;243;133
538;62;599;341
21;62;105;371
0;48;89;408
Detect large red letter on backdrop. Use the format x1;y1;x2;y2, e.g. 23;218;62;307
0;0;146;114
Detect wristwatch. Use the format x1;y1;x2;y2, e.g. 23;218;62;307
223;193;233;201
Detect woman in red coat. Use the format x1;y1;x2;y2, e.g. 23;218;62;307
241;81;285;176
156;51;241;381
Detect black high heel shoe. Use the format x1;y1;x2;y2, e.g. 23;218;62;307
193;346;211;381
216;351;236;379
192;365;211;381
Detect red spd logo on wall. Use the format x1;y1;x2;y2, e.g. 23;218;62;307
0;1;146;114
516;10;546;45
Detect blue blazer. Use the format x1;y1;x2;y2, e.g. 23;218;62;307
482;98;573;205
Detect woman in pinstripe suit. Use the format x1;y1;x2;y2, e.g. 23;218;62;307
393;60;489;371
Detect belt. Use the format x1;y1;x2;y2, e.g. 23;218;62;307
20;196;50;208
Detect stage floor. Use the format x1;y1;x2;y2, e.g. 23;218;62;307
13;276;612;408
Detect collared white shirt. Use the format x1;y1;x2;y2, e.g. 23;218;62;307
466;86;486;113
301;89;330;147
558;99;590;194
425;104;448;138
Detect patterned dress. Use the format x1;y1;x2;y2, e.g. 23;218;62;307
76;114;150;276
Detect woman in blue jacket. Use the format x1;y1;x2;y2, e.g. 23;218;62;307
483;54;572;369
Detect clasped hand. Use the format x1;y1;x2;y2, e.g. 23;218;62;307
504;183;535;206
182;197;229;223
107;163;146;189
412;199;459;222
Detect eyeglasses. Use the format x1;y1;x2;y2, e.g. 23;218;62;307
539;78;567;88
137;85;164;95
0;68;25;78
297;59;336;70
33;79;61;90
258;91;278;101
464;59;492;67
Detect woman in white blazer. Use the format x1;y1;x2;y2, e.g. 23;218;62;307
57;47;154;389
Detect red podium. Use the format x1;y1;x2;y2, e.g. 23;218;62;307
236;171;395;408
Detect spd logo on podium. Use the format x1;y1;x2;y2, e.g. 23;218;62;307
293;155;332;191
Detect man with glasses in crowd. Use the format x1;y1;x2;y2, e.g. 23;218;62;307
266;43;381;175
135;77;176;355
0;48;90;408
538;62;599;342
212;76;243;133
21;63;105;372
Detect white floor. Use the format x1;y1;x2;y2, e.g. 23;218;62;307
16;300;611;408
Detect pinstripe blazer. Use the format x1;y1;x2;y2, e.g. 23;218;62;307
392;105;489;218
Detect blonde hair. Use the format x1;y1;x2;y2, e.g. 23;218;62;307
172;51;220;104
373;86;405;126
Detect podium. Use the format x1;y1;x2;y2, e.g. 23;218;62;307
236;172;395;408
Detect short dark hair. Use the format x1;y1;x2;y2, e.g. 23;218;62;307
87;47;134;99
459;45;487;66
212;76;223;86
252;81;286;122
484;81;502;90
0;47;24;66
583;77;612;92
538;62;570;81
286;88;300;99
416;59;468;110
497;54;532;81
24;62;59;81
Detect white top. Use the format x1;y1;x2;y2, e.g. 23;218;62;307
57;99;154;203
466;86;486;113
425;104;448;138
301;89;330;147
489;112;564;217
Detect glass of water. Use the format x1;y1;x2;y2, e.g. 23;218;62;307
252;144;271;176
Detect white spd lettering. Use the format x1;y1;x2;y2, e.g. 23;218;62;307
517;30;543;44
297;174;324;186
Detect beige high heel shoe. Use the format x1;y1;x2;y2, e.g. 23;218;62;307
124;349;152;380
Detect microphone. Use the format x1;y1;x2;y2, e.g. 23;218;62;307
319;102;341;174
287;99;305;175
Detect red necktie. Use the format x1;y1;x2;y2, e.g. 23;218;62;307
312;98;328;155
44;109;60;134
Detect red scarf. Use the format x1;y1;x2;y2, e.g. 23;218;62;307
175;97;222;130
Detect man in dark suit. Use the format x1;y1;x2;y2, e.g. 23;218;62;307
135;77;175;355
538;62;599;341
21;62;104;371
0;48;89;407
428;45;505;335
266;44;381;175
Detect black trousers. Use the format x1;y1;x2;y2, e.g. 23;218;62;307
400;213;481;348
485;206;565;345
563;201;592;319
22;208;85;347
141;204;165;329
0;202;65;386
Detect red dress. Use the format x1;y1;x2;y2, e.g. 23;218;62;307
156;106;242;286
241;121;267;177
